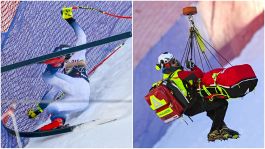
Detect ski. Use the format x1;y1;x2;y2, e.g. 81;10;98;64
3;118;117;138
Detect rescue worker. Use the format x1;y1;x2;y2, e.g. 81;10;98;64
153;52;239;141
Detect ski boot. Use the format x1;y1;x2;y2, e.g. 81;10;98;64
207;130;226;142
38;118;65;131
220;126;240;139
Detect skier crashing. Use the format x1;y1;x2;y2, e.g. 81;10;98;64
27;7;90;131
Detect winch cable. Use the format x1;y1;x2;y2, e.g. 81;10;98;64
194;31;214;70
182;21;232;71
194;29;233;67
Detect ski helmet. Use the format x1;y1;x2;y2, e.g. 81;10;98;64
156;52;182;73
158;52;174;65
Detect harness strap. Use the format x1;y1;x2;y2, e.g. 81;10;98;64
212;73;219;85
212;72;231;98
202;85;211;96
167;69;182;80
217;85;230;98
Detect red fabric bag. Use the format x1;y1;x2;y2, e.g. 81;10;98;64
201;64;256;87
145;84;186;123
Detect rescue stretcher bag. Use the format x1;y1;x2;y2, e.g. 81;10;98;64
200;64;258;99
145;81;190;123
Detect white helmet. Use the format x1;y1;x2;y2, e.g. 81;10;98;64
158;52;174;64
156;52;182;71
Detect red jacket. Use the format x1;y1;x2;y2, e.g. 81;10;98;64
178;66;204;84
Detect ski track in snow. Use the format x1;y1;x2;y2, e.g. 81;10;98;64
26;38;132;148
155;27;264;148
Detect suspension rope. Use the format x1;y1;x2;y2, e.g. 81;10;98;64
187;33;193;61
194;28;222;67
185;36;192;62
192;37;197;65
184;39;191;66
180;36;190;64
75;6;132;19
193;33;209;70
195;36;205;71
182;8;232;70
190;29;194;61
193;31;213;70
194;28;232;67
185;37;192;66
183;29;212;71
202;52;213;70
203;42;224;68
192;32;223;68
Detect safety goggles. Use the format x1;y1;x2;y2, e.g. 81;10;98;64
156;58;177;70
161;58;177;68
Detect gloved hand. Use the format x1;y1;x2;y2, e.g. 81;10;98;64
28;109;38;119
27;106;43;119
186;60;195;69
61;7;74;20
152;80;162;88
149;80;162;91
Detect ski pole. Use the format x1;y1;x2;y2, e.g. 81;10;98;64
72;6;132;19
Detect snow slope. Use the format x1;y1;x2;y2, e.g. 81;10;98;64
26;38;132;148
155;27;264;147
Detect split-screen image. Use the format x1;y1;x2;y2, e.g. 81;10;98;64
1;0;264;148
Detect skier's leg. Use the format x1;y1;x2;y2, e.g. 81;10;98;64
47;106;67;122
54;72;77;84
27;87;64;119
42;70;74;95
38;87;63;110
38;106;67;131
39;74;90;131
38;93;89;131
